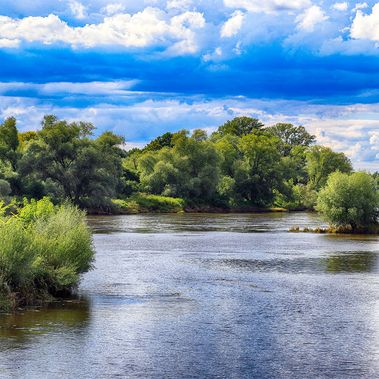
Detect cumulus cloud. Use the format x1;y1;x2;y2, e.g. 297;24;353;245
223;0;310;14
296;5;328;32
221;10;245;38
0;8;206;54
1;87;378;170
68;0;87;19
332;2;348;11
166;0;193;10
351;4;379;41
101;3;126;16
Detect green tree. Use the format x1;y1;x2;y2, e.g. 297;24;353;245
20;115;124;208
306;146;352;190
233;133;282;206
216;117;264;137
266;123;315;156
316;172;379;231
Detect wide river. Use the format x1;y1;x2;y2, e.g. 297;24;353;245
1;213;379;378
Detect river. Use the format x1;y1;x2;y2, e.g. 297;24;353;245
1;213;379;378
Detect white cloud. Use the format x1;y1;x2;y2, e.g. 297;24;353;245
352;2;368;13
0;38;20;48
332;2;348;11
221;10;245;38
1;89;378;170
0;8;206;54
166;0;193;10
101;3;126;16
68;0;87;19
351;4;379;41
0;80;139;96
296;5;328;32
223;0;310;14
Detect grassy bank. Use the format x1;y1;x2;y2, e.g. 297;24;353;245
112;194;185;214
109;194;290;215
0;198;94;312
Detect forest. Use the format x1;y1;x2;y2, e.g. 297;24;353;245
0;114;377;214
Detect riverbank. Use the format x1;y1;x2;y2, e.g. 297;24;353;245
86;195;291;215
290;225;379;235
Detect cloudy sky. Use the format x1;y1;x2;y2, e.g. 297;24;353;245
0;0;378;170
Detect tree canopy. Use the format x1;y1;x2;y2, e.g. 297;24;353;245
0;115;369;213
316;172;378;230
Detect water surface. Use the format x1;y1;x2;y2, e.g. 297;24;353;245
1;213;379;378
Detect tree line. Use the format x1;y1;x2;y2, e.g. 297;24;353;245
0;114;376;213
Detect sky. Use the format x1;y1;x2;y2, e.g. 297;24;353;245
0;1;378;170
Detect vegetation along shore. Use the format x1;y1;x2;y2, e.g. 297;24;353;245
0;114;378;310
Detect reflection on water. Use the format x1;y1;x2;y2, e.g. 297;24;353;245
0;297;90;345
1;213;379;379
326;252;378;273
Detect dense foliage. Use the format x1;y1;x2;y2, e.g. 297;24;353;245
316;172;379;231
0;114;372;213
0;198;94;310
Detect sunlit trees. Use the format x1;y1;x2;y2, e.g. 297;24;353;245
306;146;352;190
19;115;125;208
316;172;378;231
216;117;264;137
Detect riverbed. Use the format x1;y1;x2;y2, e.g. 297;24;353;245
1;213;379;378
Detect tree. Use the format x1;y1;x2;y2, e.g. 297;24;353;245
144;132;174;152
266;123;315;156
306;146;352;190
216;117;264;137
316;172;379;231
233;133;282;206
138;133;221;202
20;115;124;208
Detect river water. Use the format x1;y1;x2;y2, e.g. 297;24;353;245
1;213;379;378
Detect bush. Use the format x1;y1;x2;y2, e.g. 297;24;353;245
113;193;185;214
316;172;379;231
0;198;94;311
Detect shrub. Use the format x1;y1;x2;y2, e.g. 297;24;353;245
113;194;185;214
316;172;379;231
0;198;94;311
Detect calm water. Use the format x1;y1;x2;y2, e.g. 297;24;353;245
1;213;379;378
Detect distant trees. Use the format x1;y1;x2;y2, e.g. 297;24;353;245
0;114;362;212
317;172;378;230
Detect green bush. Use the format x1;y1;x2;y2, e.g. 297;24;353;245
0;198;94;311
316;172;379;231
113;193;185;214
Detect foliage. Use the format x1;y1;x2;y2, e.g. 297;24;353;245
18;115;125;208
0;198;94;310
0;114;358;212
215;117;264;137
113;194;184;213
306;146;352;190
316;172;379;230
266;123;315;156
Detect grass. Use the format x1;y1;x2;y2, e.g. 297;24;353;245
113;194;185;214
0;198;94;311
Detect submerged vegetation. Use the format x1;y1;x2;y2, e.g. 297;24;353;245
0;198;94;311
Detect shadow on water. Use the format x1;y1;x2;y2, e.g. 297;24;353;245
212;251;378;274
0;296;91;345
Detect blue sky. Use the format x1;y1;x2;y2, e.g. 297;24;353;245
0;0;378;170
